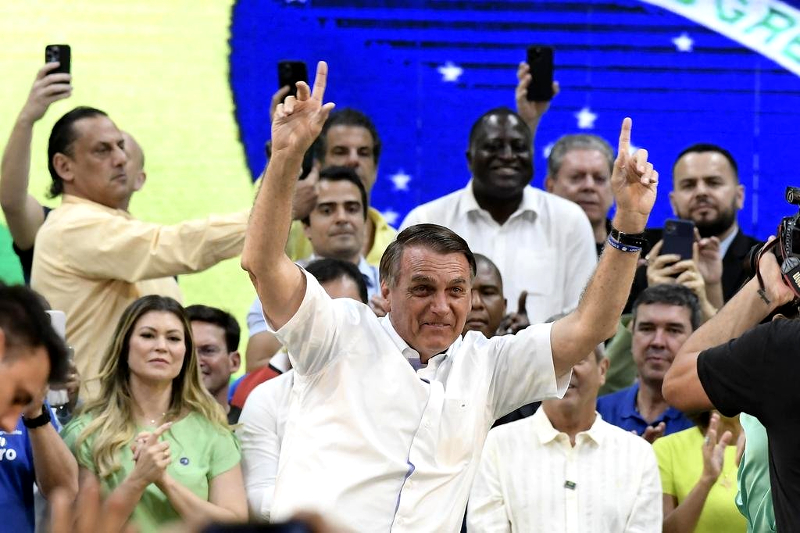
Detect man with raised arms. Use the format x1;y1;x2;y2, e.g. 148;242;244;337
241;61;659;531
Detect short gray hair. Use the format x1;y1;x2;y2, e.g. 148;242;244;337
380;224;476;288
547;134;615;178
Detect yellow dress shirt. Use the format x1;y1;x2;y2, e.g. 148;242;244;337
31;195;248;398
284;207;396;266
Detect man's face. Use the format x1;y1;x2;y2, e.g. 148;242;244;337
468;114;533;200
303;179;366;262
192;321;239;399
546;149;613;227
670;151;744;238
321;125;378;192
631;303;693;386
463;261;506;338
383;247;472;360
0;338;50;432
544;348;607;415
59;116;130;209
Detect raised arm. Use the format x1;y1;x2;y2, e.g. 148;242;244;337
0;64;71;249
514;61;559;144
550;118;658;376
241;61;335;330
663;246;794;411
26;401;78;500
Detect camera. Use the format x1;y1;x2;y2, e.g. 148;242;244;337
744;187;800;317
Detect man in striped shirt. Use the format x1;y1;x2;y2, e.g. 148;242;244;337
468;343;662;532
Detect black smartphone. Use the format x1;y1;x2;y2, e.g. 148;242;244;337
526;45;554;101
45;44;71;75
277;60;308;100
661;218;695;261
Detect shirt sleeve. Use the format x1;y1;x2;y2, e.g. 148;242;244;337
59;208;248;282
652;436;676;496
486;323;571;420
208;425;242;479
272;270;357;376
467;431;512;533
237;379;286;520
60;416;96;473
625;441;663;533
696;320;798;423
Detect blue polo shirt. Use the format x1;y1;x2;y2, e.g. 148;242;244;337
0;406;60;533
597;382;694;437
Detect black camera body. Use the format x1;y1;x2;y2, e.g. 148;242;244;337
745;187;800;317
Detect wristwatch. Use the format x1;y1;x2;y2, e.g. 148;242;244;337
608;227;648;249
22;405;52;429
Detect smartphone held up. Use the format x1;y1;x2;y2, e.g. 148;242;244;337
277;60;308;101
661;218;695;261
526;45;554;101
45;44;71;75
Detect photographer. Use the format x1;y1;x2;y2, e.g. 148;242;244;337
663;214;800;530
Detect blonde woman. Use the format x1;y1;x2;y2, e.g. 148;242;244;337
62;295;247;532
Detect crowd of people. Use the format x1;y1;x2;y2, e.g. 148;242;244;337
0;55;789;533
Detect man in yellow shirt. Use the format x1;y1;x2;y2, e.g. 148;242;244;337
284;108;396;266
30;106;248;398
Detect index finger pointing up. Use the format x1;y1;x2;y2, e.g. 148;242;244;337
311;61;329;102
146;422;173;446
617;117;632;157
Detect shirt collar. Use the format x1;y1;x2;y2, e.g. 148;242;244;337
378;315;461;372
62;194;130;217
368;207;391;232
533;407;606;446
718;225;739;258
356;257;379;288
621;381;686;423
269;348;291;373
456;180;540;220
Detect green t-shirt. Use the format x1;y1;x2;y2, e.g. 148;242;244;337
62;411;241;533
654;426;746;533
737;414;776;533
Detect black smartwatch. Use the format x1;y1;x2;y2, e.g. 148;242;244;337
22;405;52;429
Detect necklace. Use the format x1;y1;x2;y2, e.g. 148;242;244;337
144;412;166;426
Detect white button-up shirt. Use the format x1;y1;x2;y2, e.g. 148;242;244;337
239;370;295;520
401;182;596;323
266;271;569;532
468;409;662;533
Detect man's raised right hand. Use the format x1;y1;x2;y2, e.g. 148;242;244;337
270;61;335;159
20;63;72;124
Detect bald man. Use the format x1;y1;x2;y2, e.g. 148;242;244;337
0;64;148;282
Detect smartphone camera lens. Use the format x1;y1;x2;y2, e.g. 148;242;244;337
665;221;676;234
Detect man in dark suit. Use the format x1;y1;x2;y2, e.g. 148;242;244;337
628;144;759;310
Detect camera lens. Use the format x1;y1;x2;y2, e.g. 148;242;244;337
665;222;676;234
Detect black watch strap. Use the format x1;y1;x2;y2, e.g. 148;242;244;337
609;227;648;249
22;405;51;429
